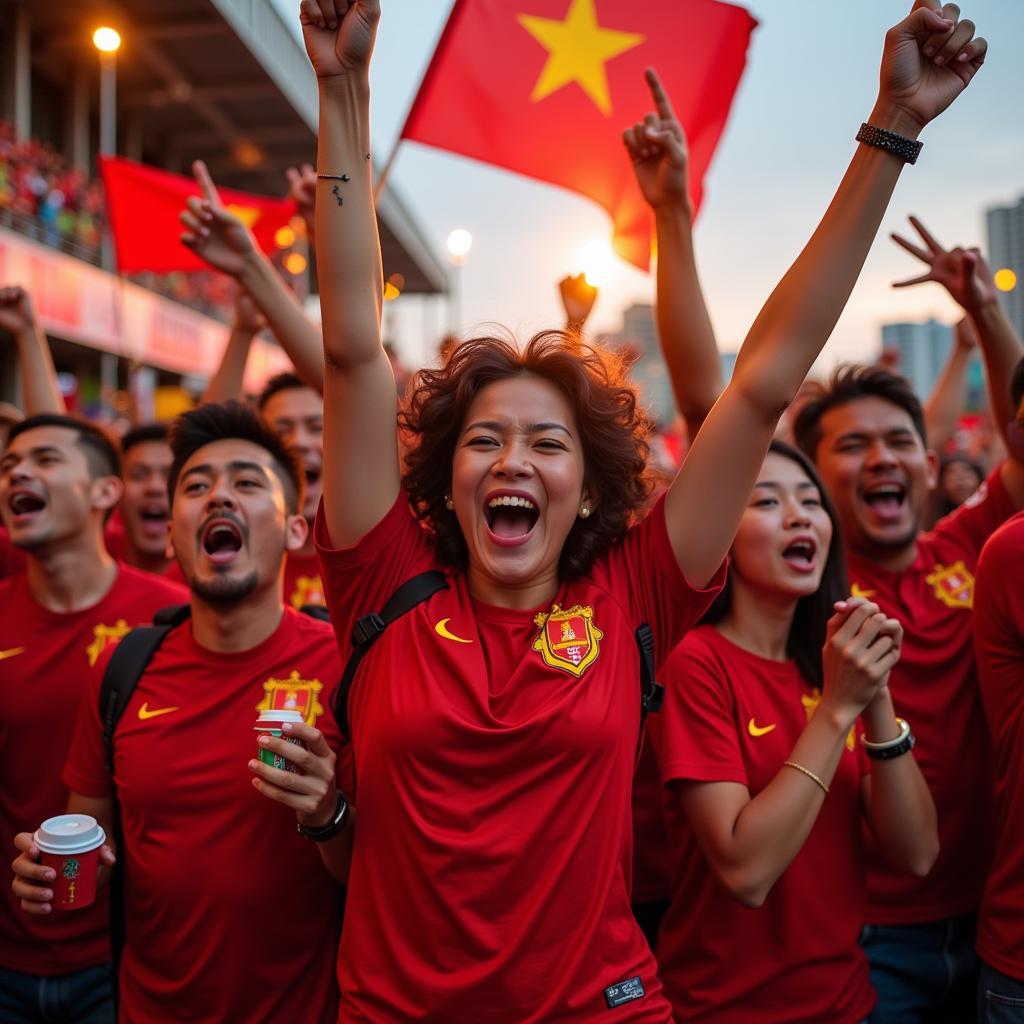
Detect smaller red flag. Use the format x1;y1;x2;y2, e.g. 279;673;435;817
99;156;295;274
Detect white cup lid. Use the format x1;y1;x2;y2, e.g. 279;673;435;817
34;814;106;855
255;709;304;724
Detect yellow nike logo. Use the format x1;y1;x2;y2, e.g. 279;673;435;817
0;646;26;661
434;618;473;644
748;718;776;737
138;703;179;721
851;583;876;600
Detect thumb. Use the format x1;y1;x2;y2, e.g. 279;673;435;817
898;7;953;38
99;845;116;867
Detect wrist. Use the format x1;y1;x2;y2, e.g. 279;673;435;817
297;789;338;830
966;294;1003;322
861;692;900;743
867;101;924;141
236;249;272;293
319;73;370;101
814;697;859;739
653;196;694;223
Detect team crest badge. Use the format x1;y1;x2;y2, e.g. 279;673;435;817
925;561;974;610
86;620;131;667
289;574;325;609
802;688;856;752
532;604;603;678
255;670;325;726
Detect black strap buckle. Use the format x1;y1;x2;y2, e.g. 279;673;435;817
644;682;665;715
351;612;386;648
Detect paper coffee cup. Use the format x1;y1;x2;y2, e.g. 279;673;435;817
33;814;105;911
255;709;307;774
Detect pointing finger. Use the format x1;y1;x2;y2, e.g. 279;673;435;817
644;67;677;124
908;215;944;254
891;231;933;264
192;159;221;206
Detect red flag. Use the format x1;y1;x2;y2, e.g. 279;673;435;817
99;156;296;274
402;0;756;270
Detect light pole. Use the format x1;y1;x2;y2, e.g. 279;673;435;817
446;228;472;335
93;27;120;275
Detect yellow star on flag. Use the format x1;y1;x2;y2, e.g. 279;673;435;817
226;204;261;229
518;0;643;117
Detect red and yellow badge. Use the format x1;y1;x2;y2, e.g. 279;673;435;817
925;561;974;610
288;575;325;609
86;620;131;667
256;670;325;726
532;603;603;678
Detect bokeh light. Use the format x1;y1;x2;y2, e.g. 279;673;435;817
994;268;1018;293
446;229;473;261
284;252;308;275
92;27;121;53
578;238;614;287
275;226;296;249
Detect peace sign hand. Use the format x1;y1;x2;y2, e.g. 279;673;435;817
622;68;690;212
891;214;998;314
179;160;260;278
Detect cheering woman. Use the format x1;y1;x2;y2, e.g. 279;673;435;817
650;442;937;1023
218;0;983;1019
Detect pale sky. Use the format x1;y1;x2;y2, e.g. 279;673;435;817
273;0;1024;372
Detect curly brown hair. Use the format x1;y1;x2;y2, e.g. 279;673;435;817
399;330;658;578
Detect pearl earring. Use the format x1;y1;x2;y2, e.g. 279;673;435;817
444;496;454;511
579;505;591;519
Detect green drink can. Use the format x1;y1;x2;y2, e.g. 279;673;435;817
254;709;306;774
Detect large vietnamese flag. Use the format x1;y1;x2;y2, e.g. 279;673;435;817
99;156;295;274
401;0;756;270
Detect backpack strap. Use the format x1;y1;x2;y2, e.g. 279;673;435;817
333;571;449;740
635;622;664;732
97;602;189;1012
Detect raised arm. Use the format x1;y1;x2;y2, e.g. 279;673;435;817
299;0;398;548
179;161;326;393
623;68;722;442
558;274;598;336
891;214;1024;502
0;286;65;415
202;290;266;404
664;3;986;587
922;317;976;453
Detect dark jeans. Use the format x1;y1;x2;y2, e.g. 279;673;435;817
0;963;114;1024
861;913;978;1023
978;961;1024;1023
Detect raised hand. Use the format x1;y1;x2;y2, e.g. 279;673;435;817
622;68;690;211
233;288;266;335
0;286;37;336
179;160;259;278
286;163;316;232
891;214;998;313
878;2;987;132
298;0;380;81
558;274;597;331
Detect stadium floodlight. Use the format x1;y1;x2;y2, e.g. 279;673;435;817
92;27;121;53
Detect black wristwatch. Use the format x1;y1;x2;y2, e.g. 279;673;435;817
297;791;350;842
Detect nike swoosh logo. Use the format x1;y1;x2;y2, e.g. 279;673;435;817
748;718;776;737
138;703;180;720
434;618;473;644
0;647;26;661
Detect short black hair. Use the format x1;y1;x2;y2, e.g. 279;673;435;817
122;422;169;455
794;364;928;461
701;440;849;689
7;413;121;479
167;401;304;512
1011;355;1024;414
257;372;312;411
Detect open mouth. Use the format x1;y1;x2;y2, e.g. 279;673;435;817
7;491;46;523
138;504;169;536
781;538;817;572
862;482;906;521
304;465;322;487
199;518;244;565
483;493;540;546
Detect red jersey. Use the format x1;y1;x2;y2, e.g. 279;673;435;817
974;511;1024;979
0;526;26;579
315;491;724;1023
631;740;673;905
847;468;1015;924
650;627;873;1024
284;549;325;609
0;566;187;975
63;608;347;1024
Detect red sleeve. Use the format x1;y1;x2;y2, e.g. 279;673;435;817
930;466;1017;559
314;490;437;663
973;513;1024;693
62;648;114;799
597;495;727;670
651;631;747;787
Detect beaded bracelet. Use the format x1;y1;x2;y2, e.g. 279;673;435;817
856;123;923;165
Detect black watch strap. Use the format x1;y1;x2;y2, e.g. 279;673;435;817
856;122;923;165
864;730;916;761
297;791;350;842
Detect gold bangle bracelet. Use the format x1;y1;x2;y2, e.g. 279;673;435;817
783;760;829;795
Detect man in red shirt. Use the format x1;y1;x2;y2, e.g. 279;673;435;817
11;402;347;1024
972;363;1024;1023
0;414;186;1023
794;265;1024;1018
257;373;326;609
